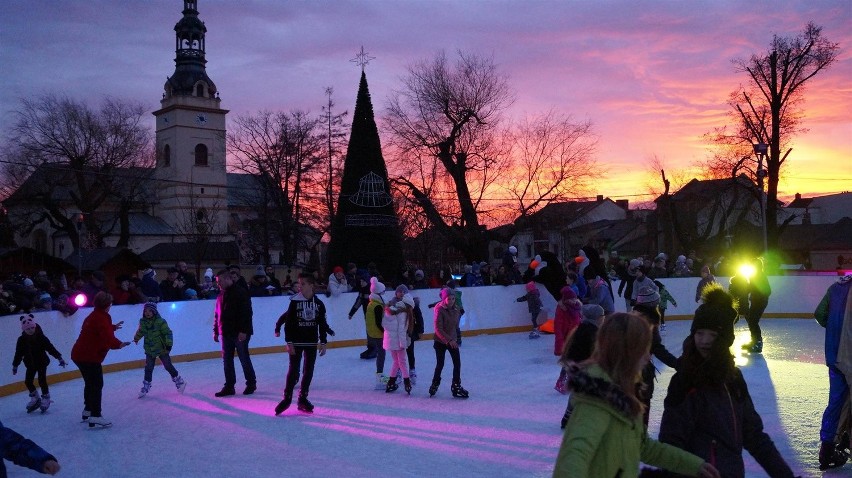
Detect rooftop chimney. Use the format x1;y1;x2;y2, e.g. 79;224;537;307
596;195;604;203
616;199;629;211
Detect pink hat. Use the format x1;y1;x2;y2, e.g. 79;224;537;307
525;281;537;292
560;286;577;300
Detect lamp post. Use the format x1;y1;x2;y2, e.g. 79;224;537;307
752;143;768;253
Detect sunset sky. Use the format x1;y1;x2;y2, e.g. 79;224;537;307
1;0;849;204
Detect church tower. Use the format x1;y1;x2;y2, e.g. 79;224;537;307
153;0;228;238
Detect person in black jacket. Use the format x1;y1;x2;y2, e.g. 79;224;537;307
743;258;771;354
659;284;796;477
13;314;67;413
213;270;256;397
633;295;678;428
274;273;329;415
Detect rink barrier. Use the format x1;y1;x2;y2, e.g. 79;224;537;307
0;276;836;397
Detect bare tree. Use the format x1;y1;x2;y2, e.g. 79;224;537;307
2;95;153;252
505;110;598;218
228;110;324;265
703;22;839;249
317;87;349;234
384;50;515;260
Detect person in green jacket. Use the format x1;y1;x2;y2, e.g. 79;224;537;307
133;302;186;398
554;312;720;478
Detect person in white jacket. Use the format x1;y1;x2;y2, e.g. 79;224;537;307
383;289;414;394
327;266;351;297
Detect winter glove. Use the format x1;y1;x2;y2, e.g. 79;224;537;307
327;327;336;337
12;366;17;375
213;334;219;343
58;359;67;368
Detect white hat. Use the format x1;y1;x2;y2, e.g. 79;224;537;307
508;246;517;255
401;293;415;308
370;277;385;295
204;268;214;279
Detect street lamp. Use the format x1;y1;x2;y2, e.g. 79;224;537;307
752;143;768;253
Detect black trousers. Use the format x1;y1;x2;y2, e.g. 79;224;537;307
432;341;461;384
746;297;769;342
284;346;318;398
24;365;49;395
75;361;104;417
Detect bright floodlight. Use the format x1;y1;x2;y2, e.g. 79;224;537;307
738;263;756;280
73;293;87;307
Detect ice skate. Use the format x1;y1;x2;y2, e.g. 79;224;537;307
173;375;186;393
529;328;541;339
374;373;388;390
428;378;440;397
409;369;417;386
274;393;292;416
819;440;849;470
404;377;412;395
743;340;763;354
81;408;90;422
138;380;151;398
39;393;52;413
297;395;314;413
26;391;41;413
385;376;398;393
88;416;112;428
451;381;469;399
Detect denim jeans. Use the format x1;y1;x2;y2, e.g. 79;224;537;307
221;334;256;388
367;336;385;374
144;353;179;382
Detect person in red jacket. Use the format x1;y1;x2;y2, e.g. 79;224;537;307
71;292;130;428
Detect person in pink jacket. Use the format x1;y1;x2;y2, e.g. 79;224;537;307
383;290;414;394
553;286;582;394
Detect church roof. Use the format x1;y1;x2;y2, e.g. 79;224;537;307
139;241;240;263
227;173;266;207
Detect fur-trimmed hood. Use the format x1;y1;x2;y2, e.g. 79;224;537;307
567;363;637;421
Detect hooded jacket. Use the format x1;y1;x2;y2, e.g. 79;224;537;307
554;364;705;477
133;313;173;357
382;301;412;351
13;325;63;370
277;292;329;346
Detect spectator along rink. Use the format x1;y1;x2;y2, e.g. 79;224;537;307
0;279;846;477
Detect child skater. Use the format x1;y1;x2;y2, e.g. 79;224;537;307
654;279;678;331
430;287;469;398
517;281;544;339
557;304;604;428
274;272;329;415
134;302;186;398
13;314;67;413
383;290;415;394
553;286;582;394
659;284;797;476
554;312;720;478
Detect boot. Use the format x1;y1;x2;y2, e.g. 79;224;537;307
404;377;412;395
820;440;850;470
215;385;236;397
747;340;763;354
173;375;186;393
39;393;52;413
428;378;441;397
451;381;469;399
88;415;112;428
274;393;293;416
81;408;91;422
26;391;41;413
138;380;152;399
297;394;314;413
409;368;417;386
385;376;398;393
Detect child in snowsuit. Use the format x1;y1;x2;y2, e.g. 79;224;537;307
383;289;415;394
134;302;186;398
274;273;329;415
654;280;677;329
13;314;66;413
517;281;544;339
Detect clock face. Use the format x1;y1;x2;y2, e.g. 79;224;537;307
195;114;208;125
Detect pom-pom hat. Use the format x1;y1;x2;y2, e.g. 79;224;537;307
369;277;385;295
635;286;660;305
691;283;737;346
20;314;37;333
143;302;158;316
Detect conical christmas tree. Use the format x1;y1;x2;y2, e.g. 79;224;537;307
327;71;404;281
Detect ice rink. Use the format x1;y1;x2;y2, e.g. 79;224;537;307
0;318;846;477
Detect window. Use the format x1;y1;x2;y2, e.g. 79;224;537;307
526;244;532;258
196;84;204;97
163;144;171;167
194;144;208;166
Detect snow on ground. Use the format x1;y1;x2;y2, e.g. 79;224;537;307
0;319;847;477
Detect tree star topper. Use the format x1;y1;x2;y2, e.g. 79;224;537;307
350;46;375;72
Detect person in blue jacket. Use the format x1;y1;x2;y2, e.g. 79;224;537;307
0;420;60;475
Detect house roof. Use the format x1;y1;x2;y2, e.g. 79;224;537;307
660;175;756;203
139;241;240;263
779;217;852;251
63;247;150;272
4;164;157;206
786;195;813;208
519;200;605;229
227;173;266;207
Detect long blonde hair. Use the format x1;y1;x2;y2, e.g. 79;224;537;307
590;312;652;417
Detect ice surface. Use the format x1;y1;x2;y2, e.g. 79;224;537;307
0;319;846;477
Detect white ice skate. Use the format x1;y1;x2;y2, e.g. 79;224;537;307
39;394;52;413
25;392;41;414
173;376;186;393
88;416;112;429
138;380;151;398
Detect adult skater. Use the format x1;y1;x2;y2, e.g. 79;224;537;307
743;258;771;354
213;270;257;397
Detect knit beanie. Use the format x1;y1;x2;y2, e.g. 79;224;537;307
525;281;537;292
560;286;576;301
635;285;660;305
440;287;453;300
204;268;214;279
370;277;386;295
255;265;266;277
691;283;737;346
20;314;37;334
143;301;158;316
581;304;604;322
414;269;424;280
395;284;409;295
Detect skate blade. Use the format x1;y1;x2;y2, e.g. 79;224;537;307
88;422;113;429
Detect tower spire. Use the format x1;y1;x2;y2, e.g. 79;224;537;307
163;0;218;100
